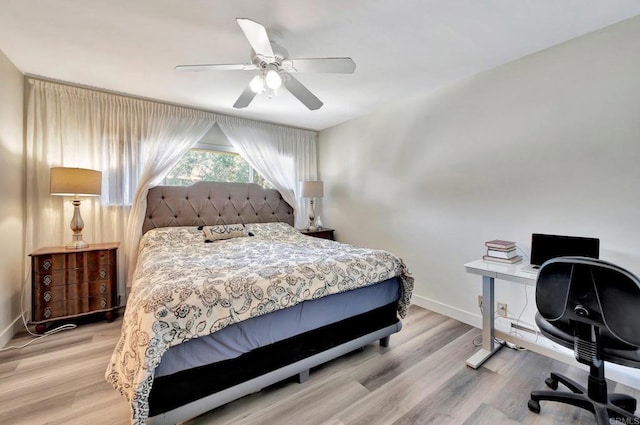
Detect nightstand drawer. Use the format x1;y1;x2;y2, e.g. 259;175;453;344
34;267;112;287
34;280;113;304
34;250;113;273
33;295;114;321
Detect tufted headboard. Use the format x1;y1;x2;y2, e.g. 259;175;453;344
142;181;295;234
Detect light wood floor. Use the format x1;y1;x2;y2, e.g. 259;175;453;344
1;305;638;425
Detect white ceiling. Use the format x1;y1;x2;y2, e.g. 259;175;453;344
1;1;639;131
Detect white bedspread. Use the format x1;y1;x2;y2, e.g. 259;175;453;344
106;222;413;424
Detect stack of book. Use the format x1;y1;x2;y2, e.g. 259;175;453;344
483;239;523;264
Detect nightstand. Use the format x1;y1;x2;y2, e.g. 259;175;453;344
29;242;119;333
299;228;335;241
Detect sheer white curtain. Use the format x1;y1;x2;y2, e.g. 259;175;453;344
26;80;215;299
124;109;214;283
218;116;318;229
26;81;131;302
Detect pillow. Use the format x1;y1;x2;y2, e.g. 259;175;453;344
244;222;299;238
203;224;249;242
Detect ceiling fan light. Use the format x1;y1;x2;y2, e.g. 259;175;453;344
249;75;264;93
265;68;282;89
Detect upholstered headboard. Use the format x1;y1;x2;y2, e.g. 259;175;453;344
142;181;295;234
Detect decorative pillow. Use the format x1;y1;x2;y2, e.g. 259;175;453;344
203;224;249;242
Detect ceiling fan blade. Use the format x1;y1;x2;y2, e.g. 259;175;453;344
284;58;356;74
175;63;258;72
283;74;323;111
236;18;275;62
233;76;260;108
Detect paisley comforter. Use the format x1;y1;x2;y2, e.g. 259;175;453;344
106;222;414;424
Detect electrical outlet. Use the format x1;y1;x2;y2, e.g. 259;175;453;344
497;302;508;318
477;295;483;308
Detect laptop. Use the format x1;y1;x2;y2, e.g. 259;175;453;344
520;233;600;274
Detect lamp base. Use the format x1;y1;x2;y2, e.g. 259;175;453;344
66;238;89;250
66;198;89;250
307;213;316;231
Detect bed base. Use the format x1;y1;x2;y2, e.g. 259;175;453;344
147;321;401;425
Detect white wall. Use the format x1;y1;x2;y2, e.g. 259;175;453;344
0;49;25;347
319;17;640;342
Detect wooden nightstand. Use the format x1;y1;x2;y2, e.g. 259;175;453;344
29;242;119;333
299;228;335;241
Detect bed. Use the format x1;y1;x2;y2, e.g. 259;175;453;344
106;182;414;425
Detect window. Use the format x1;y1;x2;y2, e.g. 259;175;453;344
165;147;271;188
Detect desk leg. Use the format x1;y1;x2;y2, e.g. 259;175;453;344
466;275;504;369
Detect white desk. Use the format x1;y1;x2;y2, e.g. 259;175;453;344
464;259;537;369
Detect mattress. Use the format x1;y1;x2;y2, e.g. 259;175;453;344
155;277;400;377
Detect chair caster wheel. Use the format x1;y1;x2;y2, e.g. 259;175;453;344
614;399;637;413
620;402;636;413
545;377;558;390
528;399;541;414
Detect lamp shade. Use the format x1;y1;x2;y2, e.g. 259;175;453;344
50;167;102;196
300;181;323;198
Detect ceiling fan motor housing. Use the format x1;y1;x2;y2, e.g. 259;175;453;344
251;43;289;70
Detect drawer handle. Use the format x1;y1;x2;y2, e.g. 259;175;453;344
44;307;52;319
43;291;52;302
100;299;107;308
42;259;52;270
100;269;107;279
43;275;52;286
100;283;107;293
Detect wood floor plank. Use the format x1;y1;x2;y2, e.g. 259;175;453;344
0;355;109;403
0;392;77;425
319;418;346;425
229;375;370;425
352;317;471;391
46;392;131;425
186;347;382;425
382;307;447;347
392;366;500;425
335;329;479;425
461;403;521;425
0;358;19;377
1;306;639;425
484;349;557;423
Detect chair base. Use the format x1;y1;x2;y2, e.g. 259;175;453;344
529;372;639;425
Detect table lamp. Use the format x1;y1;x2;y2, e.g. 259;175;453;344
300;181;323;231
50;167;102;249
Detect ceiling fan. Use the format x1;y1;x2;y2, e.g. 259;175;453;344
175;18;356;111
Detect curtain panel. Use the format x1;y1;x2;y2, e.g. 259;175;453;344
25;80;318;300
218;117;318;229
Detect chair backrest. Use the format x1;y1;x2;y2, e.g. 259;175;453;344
536;256;640;349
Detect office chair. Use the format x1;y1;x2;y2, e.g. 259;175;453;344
528;257;640;425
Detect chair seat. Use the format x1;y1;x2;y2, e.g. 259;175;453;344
536;313;640;368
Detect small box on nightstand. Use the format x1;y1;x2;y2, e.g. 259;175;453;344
299;228;335;241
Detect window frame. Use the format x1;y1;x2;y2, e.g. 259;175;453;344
164;143;264;187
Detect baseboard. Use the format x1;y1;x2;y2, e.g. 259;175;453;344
0;313;24;349
411;294;481;329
